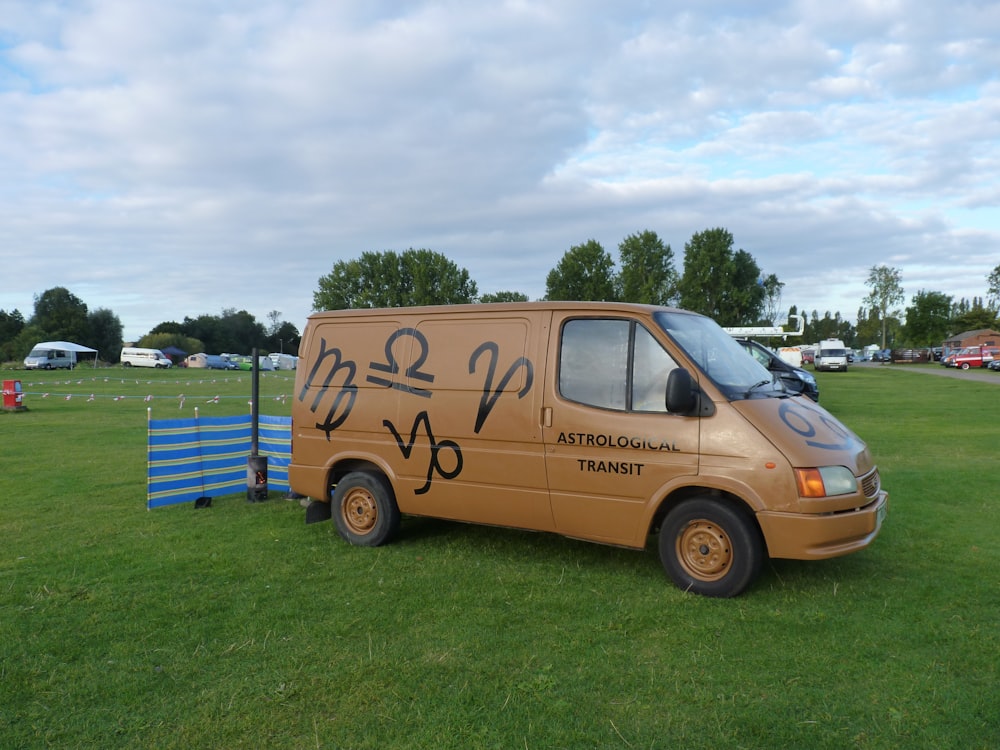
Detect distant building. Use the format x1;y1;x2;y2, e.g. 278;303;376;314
943;329;1000;351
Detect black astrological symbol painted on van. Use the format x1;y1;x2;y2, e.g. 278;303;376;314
468;341;534;434
383;411;464;495
297;338;358;438
367;328;435;398
778;401;856;451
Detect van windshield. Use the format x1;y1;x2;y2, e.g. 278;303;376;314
654;311;782;400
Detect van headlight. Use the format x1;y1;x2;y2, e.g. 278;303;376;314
794;466;858;498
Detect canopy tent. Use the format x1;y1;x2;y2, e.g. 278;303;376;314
32;340;99;367
161;345;187;362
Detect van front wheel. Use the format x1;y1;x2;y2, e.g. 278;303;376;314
331;472;400;547
659;498;763;598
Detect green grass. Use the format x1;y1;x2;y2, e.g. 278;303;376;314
1;364;998;748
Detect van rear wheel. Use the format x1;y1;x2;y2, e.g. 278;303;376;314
331;471;400;547
659;498;763;598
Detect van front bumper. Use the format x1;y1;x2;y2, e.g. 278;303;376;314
757;491;888;560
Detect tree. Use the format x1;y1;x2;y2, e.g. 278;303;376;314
854;305;882;347
677;228;765;325
864;265;904;350
87;308;124;363
801;309;855;346
266;321;301;355
615;230;679;305
545;240;616;301
950;297;998;333
149;321;184;336
313;249;478;310
263;310;301;355
217;308;268;354
172;309;267;355
10;324;47;360
903;291;953;347
32;287;90;343
180;314;225;354
0;308;26;361
479;291;529;303
760;274;784;326
987;264;1000;311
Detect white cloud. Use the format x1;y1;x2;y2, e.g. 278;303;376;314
0;0;998;342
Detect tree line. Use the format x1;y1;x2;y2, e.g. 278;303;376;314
314;228;783;327
0;287;298;364
4;227;999;362
797;265;1000;350
312;228;1000;349
0;288;125;364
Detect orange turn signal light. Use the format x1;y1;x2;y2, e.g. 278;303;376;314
795;468;826;498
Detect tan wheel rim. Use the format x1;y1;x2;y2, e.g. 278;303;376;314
341;486;378;535
676;519;732;581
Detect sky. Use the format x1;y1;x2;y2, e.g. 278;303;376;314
1;0;999;343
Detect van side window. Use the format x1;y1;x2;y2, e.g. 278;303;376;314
559;319;677;412
560;319;629;409
632;324;678;412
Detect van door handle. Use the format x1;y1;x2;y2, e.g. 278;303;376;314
542;407;552;428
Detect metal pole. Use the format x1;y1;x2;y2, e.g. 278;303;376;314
247;347;268;501
250;346;260;456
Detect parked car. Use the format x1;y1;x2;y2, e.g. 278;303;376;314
736;338;819;401
951;346;999;369
186;353;238;370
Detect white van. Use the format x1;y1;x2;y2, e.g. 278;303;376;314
24;347;76;370
269;353;298;370
121;347;173;368
814;339;849;372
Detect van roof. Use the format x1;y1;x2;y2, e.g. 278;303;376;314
306;301;692;320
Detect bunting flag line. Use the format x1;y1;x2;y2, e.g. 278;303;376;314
146;412;291;509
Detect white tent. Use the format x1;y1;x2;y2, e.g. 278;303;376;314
32;340;99;367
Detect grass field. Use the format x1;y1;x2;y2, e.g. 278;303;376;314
1;364;998;748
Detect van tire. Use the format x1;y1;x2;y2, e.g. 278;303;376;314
659;498;763;598
331;471;400;547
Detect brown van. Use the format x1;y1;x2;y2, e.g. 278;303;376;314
289;302;887;597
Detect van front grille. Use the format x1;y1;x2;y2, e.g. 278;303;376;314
860;468;881;499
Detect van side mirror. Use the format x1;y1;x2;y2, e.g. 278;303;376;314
666;368;707;415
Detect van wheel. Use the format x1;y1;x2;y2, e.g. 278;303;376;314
331;472;400;547
659;498;763;598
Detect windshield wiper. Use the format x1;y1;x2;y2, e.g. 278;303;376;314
743;379;773;398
